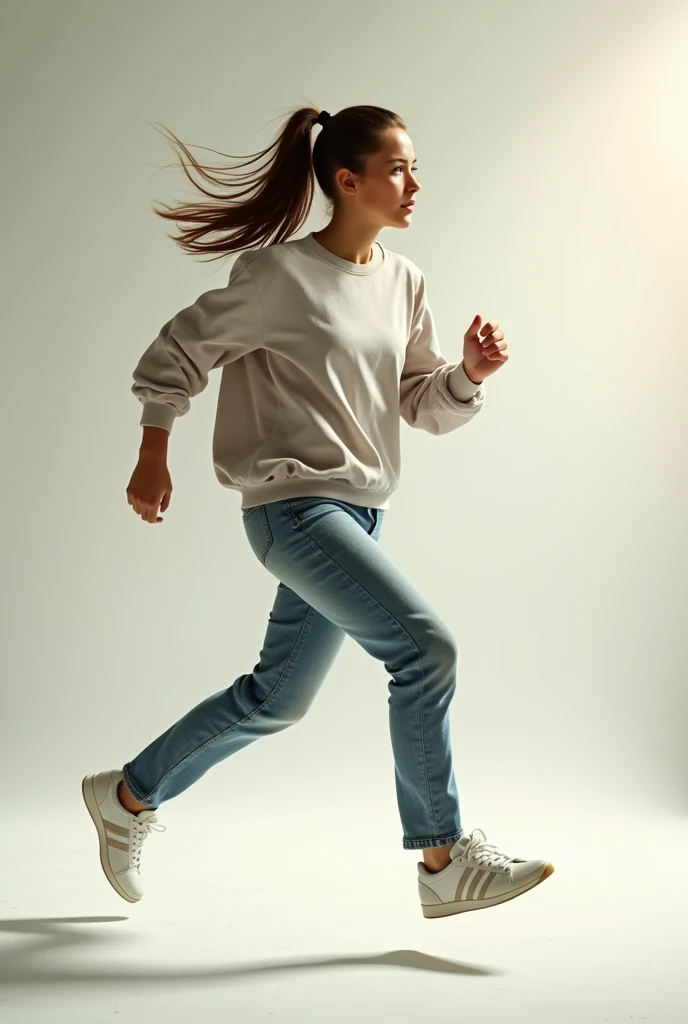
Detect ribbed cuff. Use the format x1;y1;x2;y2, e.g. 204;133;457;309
139;403;177;432
446;362;483;403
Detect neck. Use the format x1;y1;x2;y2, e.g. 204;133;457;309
312;219;379;265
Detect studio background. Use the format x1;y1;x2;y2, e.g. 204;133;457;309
0;2;686;1020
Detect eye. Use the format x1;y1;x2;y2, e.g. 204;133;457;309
394;166;419;174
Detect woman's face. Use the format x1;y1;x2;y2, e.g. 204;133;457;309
364;129;421;226
335;129;422;228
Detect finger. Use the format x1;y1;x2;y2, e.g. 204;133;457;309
480;320;499;338
486;343;506;359
465;314;482;340
160;491;171;513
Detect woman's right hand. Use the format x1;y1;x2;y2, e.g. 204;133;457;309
126;453;173;524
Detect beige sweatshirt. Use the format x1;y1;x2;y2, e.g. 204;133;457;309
132;231;485;510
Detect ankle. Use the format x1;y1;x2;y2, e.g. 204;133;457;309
423;844;453;873
117;779;150;815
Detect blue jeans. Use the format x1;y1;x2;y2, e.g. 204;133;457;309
123;498;464;850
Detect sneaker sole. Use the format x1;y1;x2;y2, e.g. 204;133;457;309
421;862;555;918
82;774;140;904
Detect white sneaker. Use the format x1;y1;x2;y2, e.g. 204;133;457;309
82;769;165;903
418;827;554;918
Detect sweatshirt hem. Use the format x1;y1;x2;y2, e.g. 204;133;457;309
236;479;392;511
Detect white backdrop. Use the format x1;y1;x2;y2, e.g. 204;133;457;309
1;0;686;831
2;4;687;1022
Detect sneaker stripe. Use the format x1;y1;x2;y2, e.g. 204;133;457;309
454;867;474;900
454;867;499;903
103;819;129;837
106;837;129;853
465;870;488;902
476;871;496;900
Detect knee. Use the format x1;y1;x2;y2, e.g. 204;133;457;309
234;673;314;731
397;620;459;685
260;697;311;731
427;624;459;691
432;622;459;663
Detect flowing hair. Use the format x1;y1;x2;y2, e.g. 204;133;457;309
148;100;406;264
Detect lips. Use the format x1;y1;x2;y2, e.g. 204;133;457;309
402;202;415;208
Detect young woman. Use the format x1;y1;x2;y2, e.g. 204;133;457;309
82;104;554;918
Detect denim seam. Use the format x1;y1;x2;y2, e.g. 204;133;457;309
258;505;273;563
129;604;319;805
283;505;439;839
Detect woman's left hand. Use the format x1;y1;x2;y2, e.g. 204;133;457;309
463;315;509;385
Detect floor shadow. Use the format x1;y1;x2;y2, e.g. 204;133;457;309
0;916;501;987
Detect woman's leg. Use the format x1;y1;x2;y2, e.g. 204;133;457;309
122;578;348;807
244;498;463;852
123;495;462;851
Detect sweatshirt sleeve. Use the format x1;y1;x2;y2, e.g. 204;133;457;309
399;272;485;435
132;256;264;432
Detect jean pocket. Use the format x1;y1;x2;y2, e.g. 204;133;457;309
242;506;273;565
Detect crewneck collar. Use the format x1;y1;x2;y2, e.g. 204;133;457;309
302;231;385;276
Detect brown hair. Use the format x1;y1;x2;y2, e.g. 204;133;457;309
148;101;406;264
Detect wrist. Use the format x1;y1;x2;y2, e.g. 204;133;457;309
463;363;484;386
140;425;169;459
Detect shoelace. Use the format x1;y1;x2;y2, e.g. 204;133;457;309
461;828;514;871
130;814;166;867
